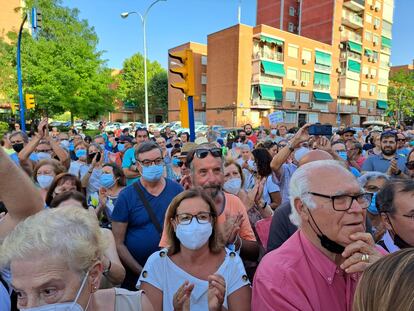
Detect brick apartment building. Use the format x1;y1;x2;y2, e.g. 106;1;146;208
168;0;394;128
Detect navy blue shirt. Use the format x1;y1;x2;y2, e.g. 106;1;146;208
111;178;183;266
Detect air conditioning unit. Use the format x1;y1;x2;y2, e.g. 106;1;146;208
339;25;344;32
374;24;378;30
301;81;308;86
291;101;297;106
375;6;380;12
302;59;308;65
292;80;298;86
366;73;370;78
370;74;375;79
369;91;374;96
373;41;377;46
336;68;342;73
309;102;314;108
372;59;377;63
339;43;344;49
370;4;375;10
368;56;373;62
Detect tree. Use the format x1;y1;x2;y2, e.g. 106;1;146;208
116;53;168;120
387;70;414;124
0;0;115;122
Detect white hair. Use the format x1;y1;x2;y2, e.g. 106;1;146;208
357;171;389;187
0;207;107;273
240;144;251;151
289;160;354;226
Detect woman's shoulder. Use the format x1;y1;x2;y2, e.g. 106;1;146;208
144;248;170;266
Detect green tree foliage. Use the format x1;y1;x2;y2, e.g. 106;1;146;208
387;70;414;123
116;53;168;119
0;0;115;121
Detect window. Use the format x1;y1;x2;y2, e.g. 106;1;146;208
373;34;379;46
299;91;310;103
374;18;381;29
382;2;394;23
285;112;297;124
360;100;367;108
365;31;372;42
365;13;372;24
370;84;376;94
302;49;312;61
308;113;319;124
382;21;392;38
301;71;311;83
201;93;207;103
361;83;368;92
375;1;381;10
289;6;295;16
366;0;373;6
288;45;298;58
288;23;295;33
287;67;298;80
286;90;296;102
201;55;207;65
362;66;369;75
370;68;377;77
201;74;207;84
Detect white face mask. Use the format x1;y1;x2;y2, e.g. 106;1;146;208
37;175;54;189
176;220;212;250
223;178;242;195
21;271;90;311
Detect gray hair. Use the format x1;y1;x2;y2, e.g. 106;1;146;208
357;171;390;188
289;160;354;226
135;141;162;160
0;207;107;273
9;131;29;143
240;144;251;151
190;144;224;176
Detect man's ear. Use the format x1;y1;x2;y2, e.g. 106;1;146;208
294;198;309;222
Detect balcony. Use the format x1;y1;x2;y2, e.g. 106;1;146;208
343;0;365;12
314;63;332;73
342;10;364;29
251;73;283;85
340;51;362;61
338;103;358;114
313;84;330;92
339;77;360;97
381;45;392;55
310;102;330;112
251;97;280;109
252;50;284;62
341;30;362;44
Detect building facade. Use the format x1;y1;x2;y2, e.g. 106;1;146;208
168;0;394;127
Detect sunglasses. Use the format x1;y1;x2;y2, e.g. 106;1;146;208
406;161;414;170
189;148;223;164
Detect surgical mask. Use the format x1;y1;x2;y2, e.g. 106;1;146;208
100;173;115;188
223;178;242;195
75;149;87;158
21;271;90;311
60;140;70;150
338;151;348;161
176;220;212;250
141;164;164;182
387;216;413;249
12;143;24;153
367;192;378;215
270;129;277;136
117;143;125;152
37;175;54;189
36;152;52;161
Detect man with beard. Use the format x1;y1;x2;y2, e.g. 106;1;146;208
244;123;257;145
159;144;259;261
362;131;406;175
376;179;414;252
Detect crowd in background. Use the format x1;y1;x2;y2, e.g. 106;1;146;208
0;118;414;311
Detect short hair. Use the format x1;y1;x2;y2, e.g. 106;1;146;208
180;132;189;139
170;147;181;157
224;159;245;188
187;144;224;174
103;163;126;187
33;159;67;183
289;160;354;226
135;127;149;137
376;180;414;214
380;131;397;142
0;207;107;274
164;188;223;255
353;249;414;311
9;131;29;143
49;191;88;209
357;172;389;188
135;141;162;161
243;124;252;129
45;173;83;206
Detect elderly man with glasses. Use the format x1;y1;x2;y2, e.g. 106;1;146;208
112;141;183;290
253;160;384;311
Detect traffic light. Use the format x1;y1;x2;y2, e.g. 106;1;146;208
31;8;42;29
169;49;195;96
25;94;35;110
179;99;189;128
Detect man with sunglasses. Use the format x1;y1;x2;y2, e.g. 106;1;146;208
377;179;414;252
253;160;384;311
396;133;410;157
112;141;183;290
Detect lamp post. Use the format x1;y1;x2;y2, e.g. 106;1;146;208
121;0;166;129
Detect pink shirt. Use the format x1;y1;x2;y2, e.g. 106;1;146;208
252;231;360;311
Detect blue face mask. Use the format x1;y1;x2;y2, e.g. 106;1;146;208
338;151;348;161
100;173;115;188
75;149;87;158
172;158;181;166
141;164;164;182
367;192;378;215
270;129;277;136
117;143;125;152
37;175;54;189
36;152;52;161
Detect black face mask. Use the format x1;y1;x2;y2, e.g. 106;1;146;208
387;215;413;249
308;209;345;254
12;143;24;153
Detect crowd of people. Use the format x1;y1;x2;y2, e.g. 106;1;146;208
0;119;414;311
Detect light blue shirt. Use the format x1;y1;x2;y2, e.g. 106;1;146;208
122;147;139;186
362;153;406;174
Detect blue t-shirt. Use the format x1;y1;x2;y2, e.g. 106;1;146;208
122;147;139;186
111;178;183;266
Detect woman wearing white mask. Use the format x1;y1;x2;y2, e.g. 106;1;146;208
0;207;154;311
33;159;66;201
138;188;251;311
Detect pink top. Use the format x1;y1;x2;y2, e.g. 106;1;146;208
252;230;360;311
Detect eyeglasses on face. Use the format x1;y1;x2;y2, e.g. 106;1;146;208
138;157;164;167
307;191;373;211
175;212;212;225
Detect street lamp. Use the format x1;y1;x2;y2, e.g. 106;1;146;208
121;0;166;128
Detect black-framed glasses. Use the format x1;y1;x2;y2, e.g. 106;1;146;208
406;161;414;170
175;212;212;225
138;157;164;167
307;191;373;211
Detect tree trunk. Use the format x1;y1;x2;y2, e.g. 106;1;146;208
70;111;74;126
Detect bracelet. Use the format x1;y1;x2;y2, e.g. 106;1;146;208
103;259;112;276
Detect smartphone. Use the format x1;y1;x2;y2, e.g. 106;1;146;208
308;124;332;136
